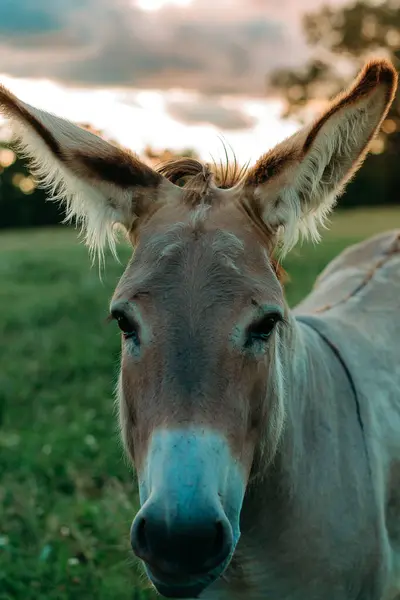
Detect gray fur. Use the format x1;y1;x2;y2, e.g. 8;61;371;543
203;231;400;600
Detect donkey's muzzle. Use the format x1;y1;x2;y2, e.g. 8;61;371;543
131;428;245;597
131;499;233;576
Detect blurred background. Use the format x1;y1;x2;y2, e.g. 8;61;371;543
0;1;399;598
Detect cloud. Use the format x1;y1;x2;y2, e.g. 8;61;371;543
166;97;256;130
0;0;312;95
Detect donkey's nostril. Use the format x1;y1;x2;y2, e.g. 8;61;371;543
130;516;150;562
203;519;233;572
213;521;224;553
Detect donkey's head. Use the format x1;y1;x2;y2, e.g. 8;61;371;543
1;59;396;598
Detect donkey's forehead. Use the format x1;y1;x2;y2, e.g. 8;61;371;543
131;199;270;261
114;213;282;304
137;219;245;265
121;223;245;292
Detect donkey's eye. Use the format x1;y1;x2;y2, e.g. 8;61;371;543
246;313;281;346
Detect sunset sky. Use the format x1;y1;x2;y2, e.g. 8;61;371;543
0;0;345;163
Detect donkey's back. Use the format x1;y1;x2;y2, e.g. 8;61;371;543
296;230;400;317
295;230;400;599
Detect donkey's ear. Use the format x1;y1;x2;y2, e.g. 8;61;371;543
0;86;180;260
242;59;398;254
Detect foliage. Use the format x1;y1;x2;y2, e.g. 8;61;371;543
271;0;400;123
0;208;399;598
269;0;400;209
0;141;63;229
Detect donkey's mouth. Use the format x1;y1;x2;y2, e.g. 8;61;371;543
145;560;228;598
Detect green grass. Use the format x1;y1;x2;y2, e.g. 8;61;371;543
0;207;399;600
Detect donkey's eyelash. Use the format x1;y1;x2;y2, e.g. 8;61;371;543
278;315;289;328
250;311;285;329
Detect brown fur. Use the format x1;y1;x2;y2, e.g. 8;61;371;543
304;59;397;153
242;58;397;196
156;154;248;209
157;154;248;190
244;147;298;187
76;150;162;188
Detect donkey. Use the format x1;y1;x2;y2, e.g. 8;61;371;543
1;59;399;600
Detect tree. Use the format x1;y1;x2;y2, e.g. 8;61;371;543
269;0;400;207
0;140;63;229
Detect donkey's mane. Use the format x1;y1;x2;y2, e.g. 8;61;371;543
157;155;248;191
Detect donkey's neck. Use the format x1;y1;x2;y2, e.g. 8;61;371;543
221;314;370;598
274;314;345;489
241;313;349;531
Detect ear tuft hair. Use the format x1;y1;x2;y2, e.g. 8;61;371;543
0;85;171;266
242;59;398;255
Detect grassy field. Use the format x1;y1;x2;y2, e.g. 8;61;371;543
0;207;399;600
